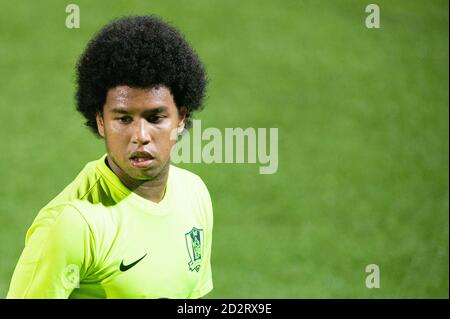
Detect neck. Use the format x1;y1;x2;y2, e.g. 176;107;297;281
106;155;169;203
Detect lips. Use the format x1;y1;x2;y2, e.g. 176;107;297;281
129;151;155;168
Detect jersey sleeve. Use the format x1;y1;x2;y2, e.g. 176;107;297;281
190;178;214;299
7;204;92;299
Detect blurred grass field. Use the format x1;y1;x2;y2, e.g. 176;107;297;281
0;0;448;298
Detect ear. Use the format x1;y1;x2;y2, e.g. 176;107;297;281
177;106;189;132
96;112;105;137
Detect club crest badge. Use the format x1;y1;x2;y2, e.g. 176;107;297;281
185;227;204;272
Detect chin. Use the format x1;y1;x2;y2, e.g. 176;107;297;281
131;167;162;180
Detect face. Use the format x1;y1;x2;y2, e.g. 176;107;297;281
96;85;186;182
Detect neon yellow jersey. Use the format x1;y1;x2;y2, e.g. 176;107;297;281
7;154;213;299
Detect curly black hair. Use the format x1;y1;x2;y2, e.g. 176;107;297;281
75;15;207;135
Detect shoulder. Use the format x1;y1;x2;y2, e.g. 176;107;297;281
26;202;90;244
169;165;209;194
34;198;111;239
31;202;86;227
170;165;213;221
43;157;103;209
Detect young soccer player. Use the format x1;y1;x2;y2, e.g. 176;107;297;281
7;15;213;299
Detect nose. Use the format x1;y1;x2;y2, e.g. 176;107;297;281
131;118;151;145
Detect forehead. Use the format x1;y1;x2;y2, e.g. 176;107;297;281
105;85;175;110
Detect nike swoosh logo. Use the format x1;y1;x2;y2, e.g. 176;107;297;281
120;253;147;272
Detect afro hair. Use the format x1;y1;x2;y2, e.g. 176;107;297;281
75;15;207;135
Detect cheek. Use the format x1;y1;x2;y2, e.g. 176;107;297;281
104;123;128;149
159;119;176;132
157;126;178;155
109;121;126;134
156;120;179;140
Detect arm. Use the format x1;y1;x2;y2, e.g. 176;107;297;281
190;179;214;299
7;204;91;298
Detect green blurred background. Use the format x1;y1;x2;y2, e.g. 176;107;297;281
0;0;448;298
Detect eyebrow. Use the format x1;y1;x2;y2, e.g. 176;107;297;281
110;106;168;114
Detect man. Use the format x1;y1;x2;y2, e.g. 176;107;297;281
7;15;213;299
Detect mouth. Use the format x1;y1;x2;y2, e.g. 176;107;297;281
129;151;156;169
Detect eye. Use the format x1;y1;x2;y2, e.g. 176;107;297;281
117;116;132;124
147;115;166;123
